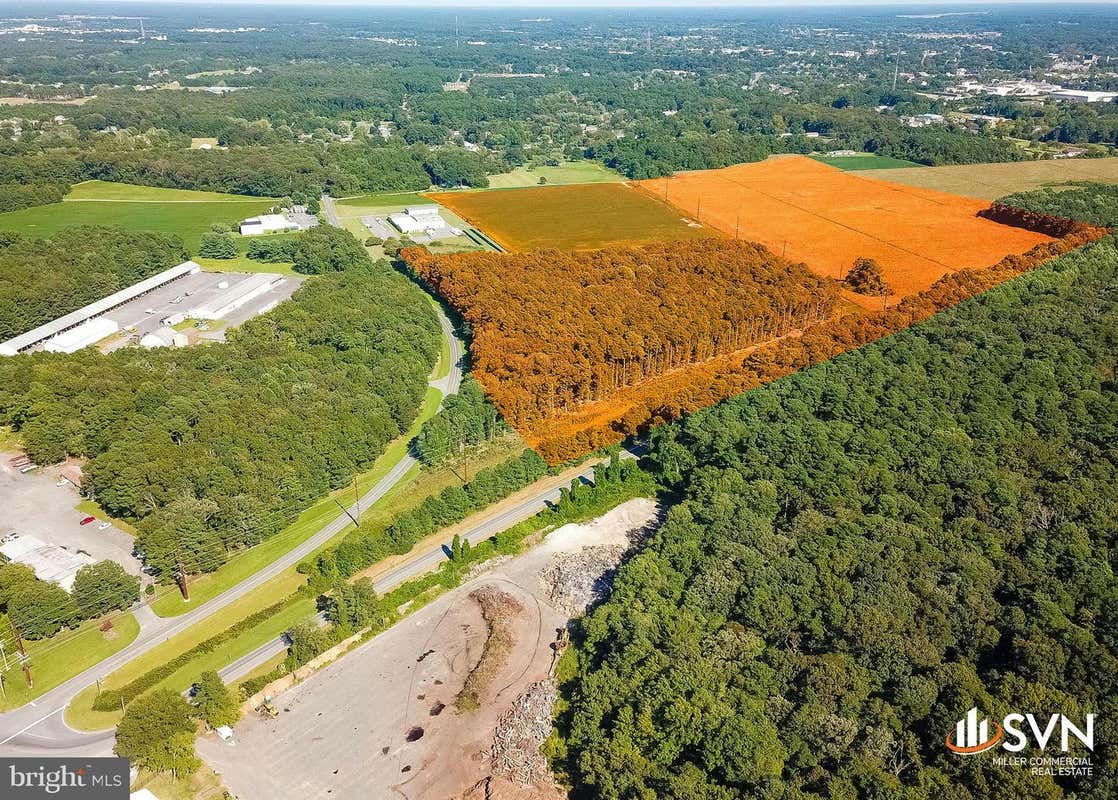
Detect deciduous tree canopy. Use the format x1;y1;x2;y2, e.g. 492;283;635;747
0;238;441;579
556;235;1118;800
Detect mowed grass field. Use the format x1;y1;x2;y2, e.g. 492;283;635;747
810;153;923;170
0;181;277;250
858;157;1118;200
428;182;717;251
485;160;624;188
637;155;1053;302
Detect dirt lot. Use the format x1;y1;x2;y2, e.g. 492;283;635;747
636;155;1053;302
0;456;140;575
198;498;660;800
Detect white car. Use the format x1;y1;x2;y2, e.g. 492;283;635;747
55;479;69;487
97;522;111;531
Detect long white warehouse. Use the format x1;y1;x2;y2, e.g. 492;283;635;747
190;274;285;321
0;261;202;356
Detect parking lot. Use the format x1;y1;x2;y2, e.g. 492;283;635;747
100;269;303;349
0;456;141;576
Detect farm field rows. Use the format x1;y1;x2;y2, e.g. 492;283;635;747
0;181;276;250
635;155;1053;301
427;182;715;251
858;156;1118;199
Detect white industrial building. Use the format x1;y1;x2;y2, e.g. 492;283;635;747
0;533;95;592
190;274;286;320
240;213;299;236
388;205;452;236
1049;89;1118;104
43;317;120;354
140;326;189;349
0;261;202;356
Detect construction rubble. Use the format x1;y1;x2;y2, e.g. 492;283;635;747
540;544;626;616
491;680;560;788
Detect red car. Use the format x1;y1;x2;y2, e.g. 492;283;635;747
79;516;96;526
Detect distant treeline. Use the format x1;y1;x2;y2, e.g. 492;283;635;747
0;181;68;213
0;141;495;199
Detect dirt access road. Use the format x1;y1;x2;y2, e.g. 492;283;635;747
198;498;659;800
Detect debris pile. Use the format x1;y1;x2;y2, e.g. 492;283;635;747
540;544;626;616
455;586;524;712
492;680;559;787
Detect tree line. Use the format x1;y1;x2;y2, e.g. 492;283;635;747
0;234;442;580
554;231;1118;800
414;377;507;466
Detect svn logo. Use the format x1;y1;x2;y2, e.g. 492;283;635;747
946;707;1095;756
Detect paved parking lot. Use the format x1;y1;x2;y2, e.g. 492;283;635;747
0;457;141;576
100;270;302;348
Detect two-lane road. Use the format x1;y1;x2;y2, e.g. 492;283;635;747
0;303;464;755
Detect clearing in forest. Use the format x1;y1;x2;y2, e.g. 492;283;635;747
426;182;715;252
635;155;1054;303
0;182;276;251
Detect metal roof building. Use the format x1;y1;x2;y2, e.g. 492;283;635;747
190;274;285;321
0;261;202;356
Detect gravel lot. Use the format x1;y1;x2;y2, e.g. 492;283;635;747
198;499;659;800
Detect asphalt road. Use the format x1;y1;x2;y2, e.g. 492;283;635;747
216;458;605;686
0;303;464;755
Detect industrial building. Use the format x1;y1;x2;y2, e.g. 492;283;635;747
43;317;120;354
1049;89;1118;103
189;274;287;320
0;532;95;592
0;261;202;356
240;213;299;236
140;326;190;349
388;205;453;236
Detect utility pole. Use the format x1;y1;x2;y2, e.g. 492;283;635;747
735;212;741;240
10;620;31;687
333;498;360;527
352;476;360;516
175;547;189;601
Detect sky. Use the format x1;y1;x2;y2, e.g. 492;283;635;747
57;0;1111;6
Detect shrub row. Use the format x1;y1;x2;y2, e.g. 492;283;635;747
92;597;295;711
300;449;548;582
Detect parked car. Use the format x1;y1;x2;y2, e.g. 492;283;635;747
98;522;111;531
79;516;96;526
56;479;69;487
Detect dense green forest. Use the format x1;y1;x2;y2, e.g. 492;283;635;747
555;234;1118;798
999;183;1118;229
0;227;188;340
414;377;506;466
0;247;442;579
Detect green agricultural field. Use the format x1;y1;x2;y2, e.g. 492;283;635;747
429;182;717;251
486;160;625;188
0;181;277;251
811;153;923;170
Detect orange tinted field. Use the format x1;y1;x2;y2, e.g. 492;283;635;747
427;183;715;252
636;156;1054;303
